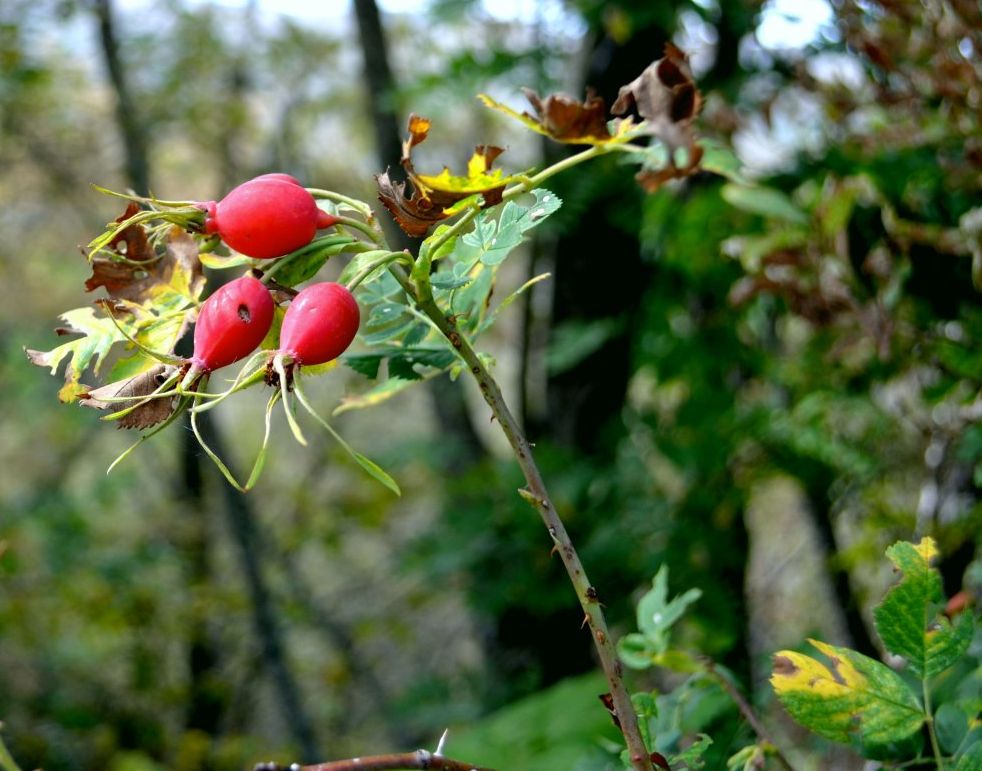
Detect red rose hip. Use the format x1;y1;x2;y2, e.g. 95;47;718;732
279;282;360;366
192;275;275;372
205;176;328;259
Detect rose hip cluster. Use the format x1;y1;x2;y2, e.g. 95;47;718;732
188;174;358;380
191;276;359;378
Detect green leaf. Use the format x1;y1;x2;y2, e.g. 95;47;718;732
546;317;624;375
25;307;128;402
343;347;458;382
618;633;654;670
873;538;974;679
721;183;808;225
771;639;924;747
270;235;357;287
935;702;970;754
333;376;423;414
431;270;473;290
697;139;748;184
361;317;417;346
669;734;712;770
366;302;409;329
463;189;561;267
726;744;764;771
636;566;702;651
344;353;385;379
955;741;982;771
387;348;457;380
338;248;400;288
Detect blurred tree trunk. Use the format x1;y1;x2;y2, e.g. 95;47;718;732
198;416;320;762
92;0;149;195
352;0;484;469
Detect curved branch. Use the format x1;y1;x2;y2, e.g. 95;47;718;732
255;750;493;771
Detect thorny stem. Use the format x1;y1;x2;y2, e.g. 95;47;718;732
702;660;794;771
368;139;664;771
254;751;493;771
389;268;652;771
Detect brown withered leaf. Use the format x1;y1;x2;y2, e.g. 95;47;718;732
86;216;204;305
377;171;447;238
612;43;704;192
377;114;516;237
478;90;637;145
79;363;180;430
521;87;611;142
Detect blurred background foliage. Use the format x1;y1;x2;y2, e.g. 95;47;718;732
1;0;980;769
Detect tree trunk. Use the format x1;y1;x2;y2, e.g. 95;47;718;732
352;0;484;468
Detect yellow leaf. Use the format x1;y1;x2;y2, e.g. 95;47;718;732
912;536;938;562
772;639;865;698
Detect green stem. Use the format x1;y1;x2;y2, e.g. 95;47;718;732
345;251;411;291
0;728;24;771
335;215;384;244
923;679;944;769
422;199;483;259
702;660;794;771
390;267;652;771
500;143;607;203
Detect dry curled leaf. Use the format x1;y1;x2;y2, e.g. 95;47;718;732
612;43;704;191
377;114;515;237
521;87;611;142
79;363;179;429
86;214;205;306
478;89;636;145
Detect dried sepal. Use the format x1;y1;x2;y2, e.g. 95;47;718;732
612;43;704;191
377;114;516;237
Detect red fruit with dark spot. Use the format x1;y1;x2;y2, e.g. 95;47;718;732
192;275;274;372
205;175;331;259
279;282;360;366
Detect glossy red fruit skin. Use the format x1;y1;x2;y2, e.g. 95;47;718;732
213;177;321;259
192;276;275;372
279;282;360;366
252;172;303;186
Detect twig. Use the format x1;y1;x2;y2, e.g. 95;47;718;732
391;266;652;771
254;749;494;771
703;660;794;771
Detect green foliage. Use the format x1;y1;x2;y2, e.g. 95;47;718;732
443;673;622;771
772;539;980;765
874;540;973;679
617;566;701;669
